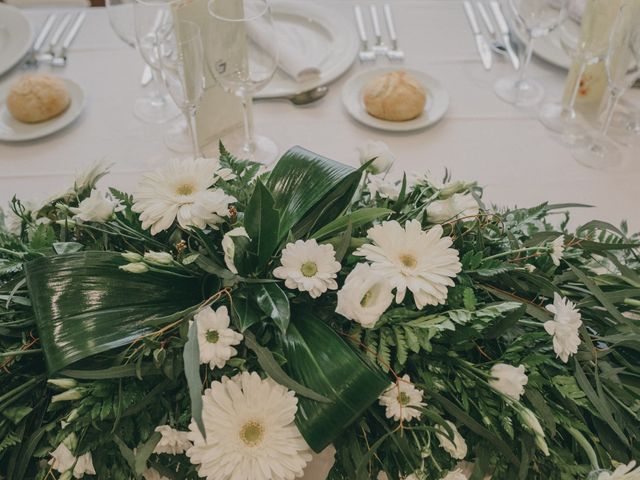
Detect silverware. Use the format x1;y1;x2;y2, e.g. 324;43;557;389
23;14;57;68
383;4;404;61
490;0;520;70
369;5;387;55
475;2;506;56
256;86;329;106
354;6;376;62
463;1;492;70
52;12;86;68
141;66;153;87
39;13;73;63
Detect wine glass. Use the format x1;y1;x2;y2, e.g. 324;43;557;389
207;0;279;164
572;5;640;169
107;0;177;124
157;20;205;159
539;0;612;138
494;0;568;107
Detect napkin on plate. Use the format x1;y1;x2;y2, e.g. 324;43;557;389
245;12;321;83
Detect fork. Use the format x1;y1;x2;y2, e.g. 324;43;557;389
369;5;387;56
38;13;73;63
354;5;376;62
52;12;86;68
383;4;404;61
23;14;56;68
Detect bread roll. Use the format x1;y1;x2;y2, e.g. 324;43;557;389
363;71;426;122
7;75;70;124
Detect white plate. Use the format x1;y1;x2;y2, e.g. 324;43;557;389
255;1;359;99
0;4;34;77
342;67;450;132
513;22;573;70
0;78;86;142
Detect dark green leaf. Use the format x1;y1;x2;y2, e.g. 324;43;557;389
244;180;280;269
311;208;392;240
230;295;261;332
250;283;290;334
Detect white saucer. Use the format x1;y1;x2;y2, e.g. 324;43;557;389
0;4;34;76
341;67;450;132
0;78;86;142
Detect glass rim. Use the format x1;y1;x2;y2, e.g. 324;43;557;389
208;0;270;23
134;0;180;6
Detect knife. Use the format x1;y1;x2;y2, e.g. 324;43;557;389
490;0;520;70
463;1;492;70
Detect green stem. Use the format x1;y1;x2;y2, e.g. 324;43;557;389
483;247;546;262
566;426;599;470
518;319;545;327
624;298;640;307
0;349;42;358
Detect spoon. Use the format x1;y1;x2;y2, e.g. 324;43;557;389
257;86;329;106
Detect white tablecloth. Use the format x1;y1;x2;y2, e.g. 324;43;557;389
1;2;639;230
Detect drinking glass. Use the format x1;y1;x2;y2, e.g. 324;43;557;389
107;0;177;123
208;0;279;164
539;0;612;137
157;21;205;159
494;0;568;107
572;6;640;169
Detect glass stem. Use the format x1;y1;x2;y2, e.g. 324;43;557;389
240;93;256;155
149;68;166;107
567;60;587;110
600;89;621;136
185;107;201;159
517;35;535;89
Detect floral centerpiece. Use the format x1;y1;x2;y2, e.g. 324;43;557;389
0;144;639;480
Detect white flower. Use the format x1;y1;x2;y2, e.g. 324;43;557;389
143;468;170;480
153;425;191;455
377;473;390;480
549;235;565;266
426;193;479;224
132;157;236;235
273;239;341;298
368;176;400;200
335;263;394;328
354;220;461;309
186;371;312;480
49;437;95;479
195;306;243;369
144;251;174;265
302;445;336;480
358;140;395;174
441;470;468;480
51;389;83;402
119;262;149;274
74;159;112;192
222;227;249;274
488;363;528;401
69;189;116;223
378;374;425;422
598;461;640;480
121;251;143;262
519;407;549;456
435;421;468;460
544;293;582;363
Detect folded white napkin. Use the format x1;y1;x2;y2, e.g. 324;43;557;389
550;0;586;22
245;15;321;83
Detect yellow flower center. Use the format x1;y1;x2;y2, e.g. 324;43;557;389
239;420;265;447
176;183;195;196
399;254;417;269
205;330;219;344
397;391;411;406
360;290;373;307
301;261;318;277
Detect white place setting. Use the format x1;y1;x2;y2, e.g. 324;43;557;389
0;0;640;479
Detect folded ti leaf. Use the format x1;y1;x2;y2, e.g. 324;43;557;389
281;307;389;452
25;252;202;372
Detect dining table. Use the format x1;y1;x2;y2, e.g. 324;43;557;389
1;0;639;232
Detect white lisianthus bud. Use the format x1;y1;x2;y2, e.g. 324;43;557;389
336;263;394;328
358;140;395;174
488;363;528;401
439;181;468;199
144;251;174;265
66;408;80;423
51;389;83;403
119;263;149;274
435;421;468;459
121;251;143;262
519;407;550;456
221;227;249;274
47;378;78;390
427;193;479;224
68;189;116;223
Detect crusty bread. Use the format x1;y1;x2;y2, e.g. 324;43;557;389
7;75;70;124
363;71;426;122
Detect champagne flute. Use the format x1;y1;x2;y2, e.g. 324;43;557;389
157;20;205;159
494;0;568;107
107;0;177;124
572;5;640;169
207;0;279;164
539;0;612;137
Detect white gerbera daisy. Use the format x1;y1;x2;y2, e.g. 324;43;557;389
488;363;528;401
549;235;565;266
598;461;640;480
273;239;341;298
195;306;243;369
153;425;191;455
435;421;468;460
378;374;425;422
544;293;582;363
132;157;236;235
354;220;461;309
186;371;312;480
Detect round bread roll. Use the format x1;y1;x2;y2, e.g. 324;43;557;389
363;71;426;122
6;75;70;124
